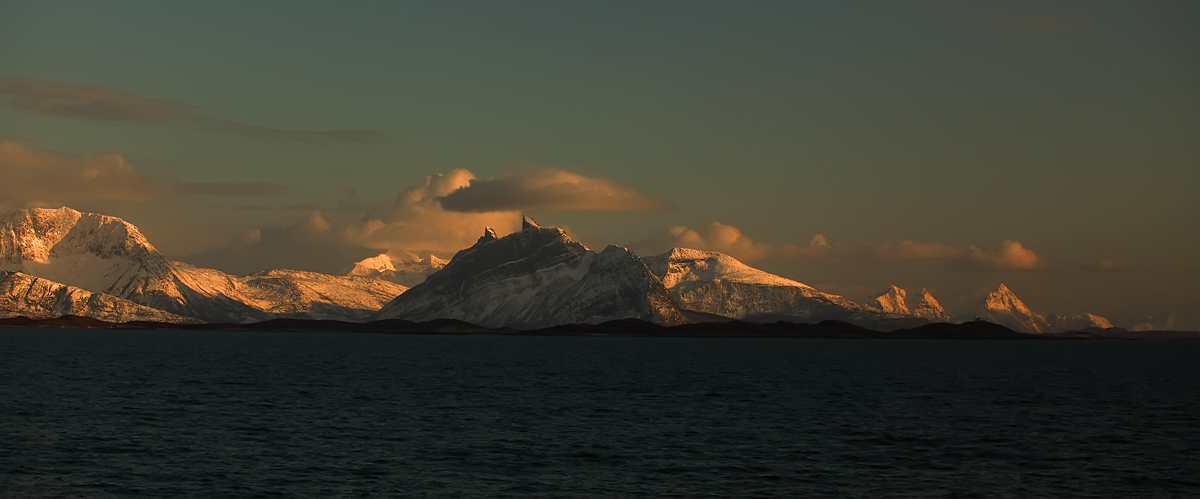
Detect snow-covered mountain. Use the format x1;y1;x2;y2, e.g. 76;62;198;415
1047;311;1113;331
964;284;1053;334
866;286;950;322
347;253;446;287
910;289;950;322
949;284;1110;334
1;207;407;323
1;271;196;323
641;248;907;328
375;217;687;328
1;208;1122;332
869;286;909;315
180;264;410;322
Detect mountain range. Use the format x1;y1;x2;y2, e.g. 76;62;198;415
2;207;1114;333
1;207;406;323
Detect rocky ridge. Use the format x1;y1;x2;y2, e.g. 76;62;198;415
374;217;687;329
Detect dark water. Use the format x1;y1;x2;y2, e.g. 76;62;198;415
1;330;1198;498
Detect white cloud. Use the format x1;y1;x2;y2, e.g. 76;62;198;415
951;240;1044;271
635;221;1042;272
0;140;167;209
183;169;523;275
634;222;774;262
438;168;673;213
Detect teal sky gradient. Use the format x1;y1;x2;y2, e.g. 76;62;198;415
2;1;1197;328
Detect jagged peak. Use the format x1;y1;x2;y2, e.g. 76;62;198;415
522;215;540;230
984;284;1028;310
479;226;498;243
987;284;1018;302
916;288;941;306
911;288;948;321
870;286;908;315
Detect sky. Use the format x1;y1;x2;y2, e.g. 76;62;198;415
1;0;1197;329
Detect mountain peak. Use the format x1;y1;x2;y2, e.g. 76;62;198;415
912;288;949;321
2;206;158;264
522;215;540;230
375;220;684;328
479;226;498;244
870;286;908;315
986;284;1022;307
646;247;814;290
977;284;1050;334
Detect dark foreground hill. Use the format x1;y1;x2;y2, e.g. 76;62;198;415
6;315;1195;339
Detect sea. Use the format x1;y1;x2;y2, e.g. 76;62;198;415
1;329;1198;498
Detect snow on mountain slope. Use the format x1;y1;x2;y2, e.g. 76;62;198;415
911;289;950;322
374;218;687;329
348;253;445;287
1;271;195;323
1048;311;1113;332
949;284;1113;334
869;286;909;315
1;208;408;323
2;207;185;304
236;268;407;321
641;248;899;326
968;284;1052;334
646;248;813;290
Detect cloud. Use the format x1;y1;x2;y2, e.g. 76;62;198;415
636;222;774;261
358;169;521;253
176;182;289;196
949;240;1044;272
0;76;386;144
0;140;168;208
778;236;962;265
185;211;381;276
1080;259;1135;272
184;169;523;275
438;168;674;213
0;141;288;209
634;221;1042;272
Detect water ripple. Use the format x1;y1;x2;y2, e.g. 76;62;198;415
1;331;1198;497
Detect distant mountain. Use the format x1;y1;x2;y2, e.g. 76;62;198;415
347;253;446;287
869;286;909;315
1047;311;1113;331
641;248;913;329
866;286;950;322
1;271;196;323
966;284;1053;334
1;208;1123;332
910;289;950;322
375;217;687;328
945;284;1111;334
194;265;410;322
1;207;407;323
